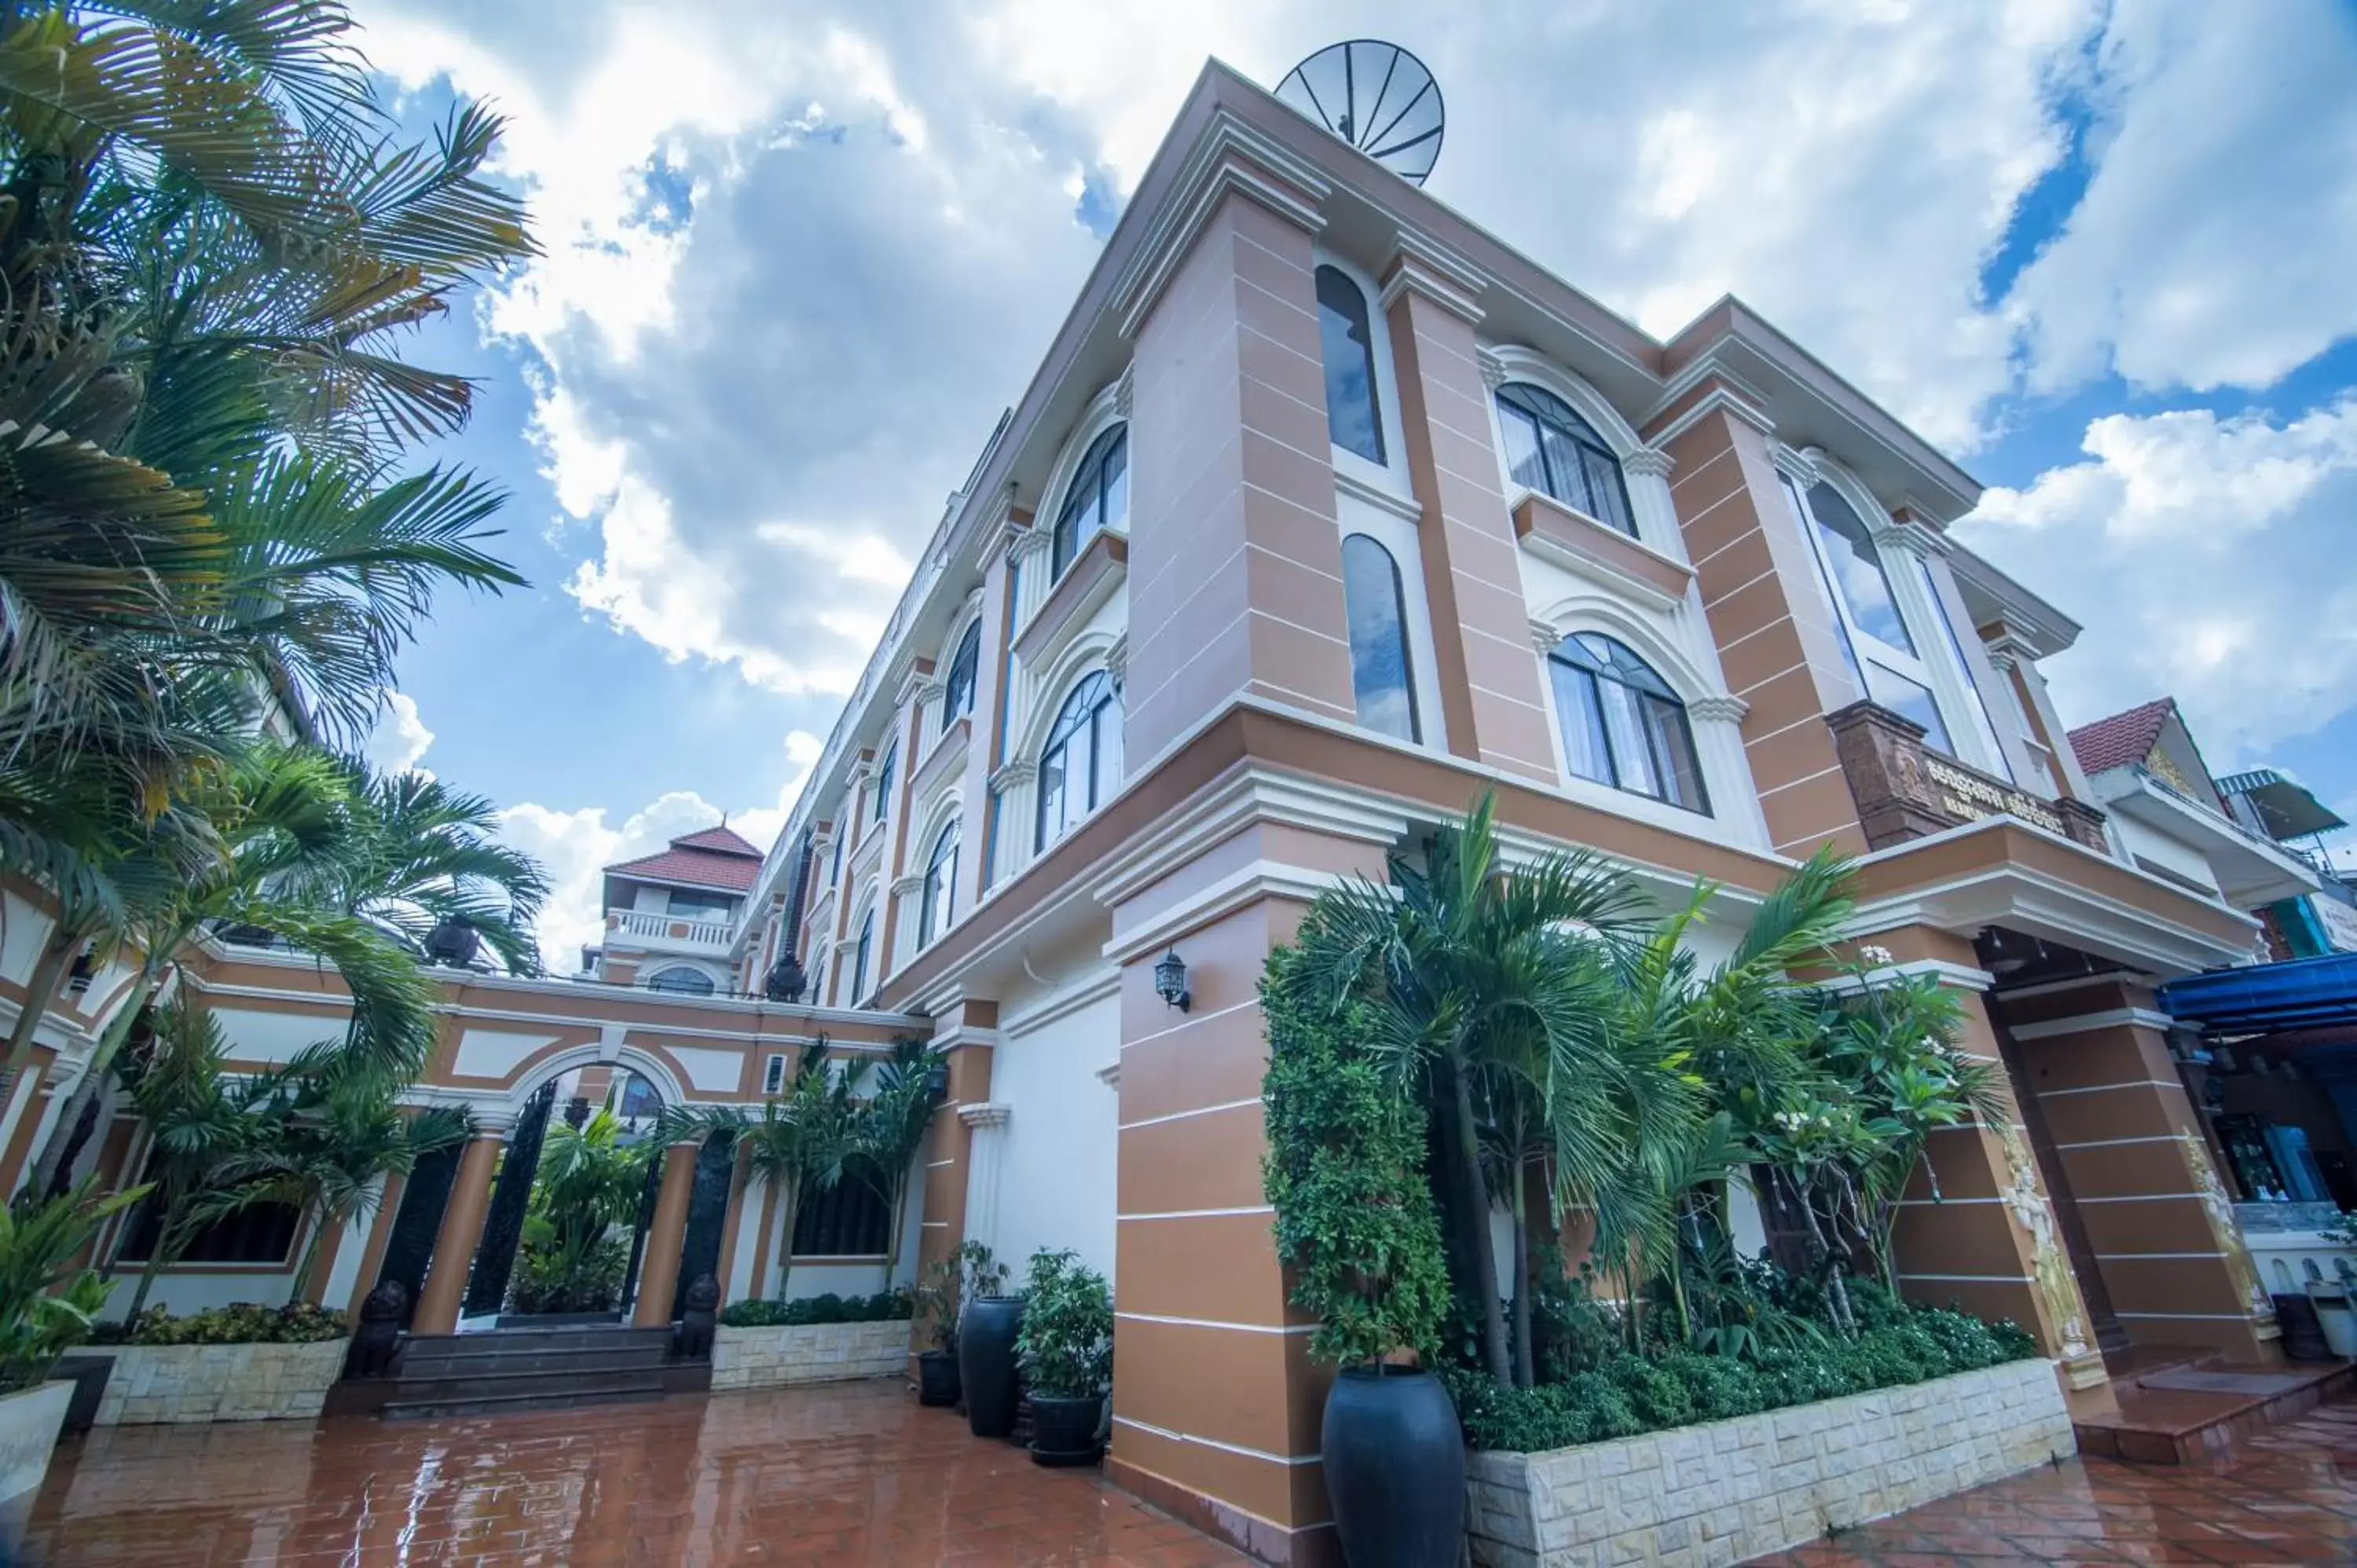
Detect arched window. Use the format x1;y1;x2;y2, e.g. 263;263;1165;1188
1340;533;1418;742
1315;266;1385;464
1036;670;1123;851
920;822;959;947
1546;633;1710;814
1051;426;1129;578
647;965;716;996
1494;383;1635;537
872;743;897;827
943;621;981;722
850;909;874;1003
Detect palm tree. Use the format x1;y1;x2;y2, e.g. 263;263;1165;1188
1277;793;1648;1386
515;1108;648;1310
854;1039;940;1291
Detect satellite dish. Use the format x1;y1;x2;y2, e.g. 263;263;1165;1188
1276;40;1445;186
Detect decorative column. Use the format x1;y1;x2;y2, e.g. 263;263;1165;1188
985;761;1036;888
957;515;1028;914
957;1101;1011;1260
412;1119;508;1335
634;1138;704;1329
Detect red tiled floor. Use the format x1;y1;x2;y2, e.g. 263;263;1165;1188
1745;1398;2357;1566
18;1383;1247;1566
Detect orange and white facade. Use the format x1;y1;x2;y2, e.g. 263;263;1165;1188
0;59;2324;1566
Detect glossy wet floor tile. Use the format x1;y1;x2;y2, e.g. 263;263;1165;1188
1746;1398;2357;1566
20;1383;1245;1566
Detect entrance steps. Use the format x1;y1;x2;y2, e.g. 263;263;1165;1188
2069;1343;2355;1464
376;1322;706;1420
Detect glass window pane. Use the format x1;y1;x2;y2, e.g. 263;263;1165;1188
1539;421;1593;514
1644;695;1710;814
1498;404;1548;495
1805;482;1915;654
1340;534;1419;742
1101;433;1128;531
1550;661;1614;786
1063;720;1093;826
1036;744;1068;851
1866;663;1953;753
1316;266;1385;464
1094;697;1122;799
1582;445;1635;537
1781;475;1866;694
1914;556;2012;781
1598;678;1662;799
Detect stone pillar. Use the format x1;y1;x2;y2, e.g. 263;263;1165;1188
413;1124;507;1335
633;1138;703;1328
1992;976;2277;1361
1380;241;1556;783
913;1007;997;1288
958;1103;1010;1260
957;520;1025;914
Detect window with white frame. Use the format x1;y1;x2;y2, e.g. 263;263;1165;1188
1340;533;1419;742
873;742;897;826
943;620;981;723
1315;265;1385;465
1494;383;1635;537
647;965;716;996
1036;670;1122;852
850;909;874;1003
1545;632;1710;814
920;822;958;947
1781;475;1953;753
1913;556;2013;782
1050;426;1128;578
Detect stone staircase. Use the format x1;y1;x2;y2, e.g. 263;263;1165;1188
379;1323;698;1420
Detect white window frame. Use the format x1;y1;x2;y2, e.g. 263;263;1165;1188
1780;463;1953;747
1333;487;1447;754
1312;251;1413;504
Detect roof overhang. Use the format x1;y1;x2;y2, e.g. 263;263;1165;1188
2221;770;2349;841
1848;816;2261;979
1947;545;2081;658
2091;769;2322;909
2161;952;2357;1038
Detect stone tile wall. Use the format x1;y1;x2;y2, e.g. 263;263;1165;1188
709;1319;910;1391
1465;1358;2073;1568
88;1339;350;1425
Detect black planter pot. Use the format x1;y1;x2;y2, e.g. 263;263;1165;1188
1028;1394;1105;1467
1322;1368;1464;1568
917;1349;962;1407
959;1296;1025;1438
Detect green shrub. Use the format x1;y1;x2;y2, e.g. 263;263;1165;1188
104;1302;350;1346
714;1289;915;1328
1012;1249;1113;1400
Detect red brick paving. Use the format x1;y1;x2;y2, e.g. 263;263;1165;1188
1747;1398;2357;1566
20;1382;1246;1566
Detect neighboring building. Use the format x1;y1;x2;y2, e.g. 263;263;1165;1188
587;823;766;994
0;57;2341;1565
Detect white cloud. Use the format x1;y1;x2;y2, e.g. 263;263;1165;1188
364;691;437;775
2008;0;2357;397
495;729;822;970
1963;398;2357;762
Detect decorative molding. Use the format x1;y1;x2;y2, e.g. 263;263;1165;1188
1475;343;1509;391
896;669;944;709
1103;859;1356;967
1114;361;1135;419
1883;517;1953;561
1110;110;1332;341
2005;1006;2179;1043
1377;228;1487;323
958;1101;1012;1129
1006;525;1052;563
1686;694;1750;724
1000;965;1121;1036
1769;441;1819;485
1095;1061;1121;1090
1644;382;1774;450
1527;616;1563;654
1817;958;1996;995
1332;466;1424;522
889;874;926;900
988;760;1038;793
1105;631;1130;684
1621;447;1676;480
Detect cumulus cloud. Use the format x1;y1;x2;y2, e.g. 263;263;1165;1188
1963;398;2357;762
364;691;437;776
496;730;823;970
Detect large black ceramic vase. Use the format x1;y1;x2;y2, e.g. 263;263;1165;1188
959;1296;1025;1438
1322;1368;1464;1568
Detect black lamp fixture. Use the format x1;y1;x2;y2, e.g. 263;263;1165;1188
926;1061;951;1100
1153;947;1191;1013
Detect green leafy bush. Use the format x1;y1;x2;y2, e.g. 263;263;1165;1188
1013;1249;1113;1400
508;1233;630;1314
0;1181;148;1390
716;1289;913;1328
97;1302;350;1346
1452;1291;2036;1453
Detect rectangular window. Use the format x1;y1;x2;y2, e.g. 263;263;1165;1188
1865;665;1954;753
1915;557;2014;782
791;1173;893;1256
1549;662;1613;786
115;1166;302;1266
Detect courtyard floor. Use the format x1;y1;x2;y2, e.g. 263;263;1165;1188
1747;1396;2357;1566
20;1382;1244;1566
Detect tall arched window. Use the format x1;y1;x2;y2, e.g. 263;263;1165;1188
1546;633;1710;814
850;908;874;1003
1340;533;1418;742
1494;383;1635;537
872;743;897;827
1036;670;1123;851
1315;266;1385;464
1051;426;1129;578
943;621;981;722
647;965;715;996
919;822;959;947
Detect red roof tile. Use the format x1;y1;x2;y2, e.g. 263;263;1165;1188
603;823;767;892
671;825;763;858
2066;698;2178;778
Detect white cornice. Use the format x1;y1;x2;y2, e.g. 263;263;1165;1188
1103;860;1354;967
1332;467;1424;523
1112;110;1332;341
1086;765;1412;910
999;965;1121;1035
959;1101;1012;1128
1686;694;1750;725
1622;448;1675;480
1646;382;1774;450
1378;228;1487;323
889;873;926;899
2005;1006;2179;1042
989;760;1038;793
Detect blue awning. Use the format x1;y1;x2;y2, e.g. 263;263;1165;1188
2161;951;2357;1036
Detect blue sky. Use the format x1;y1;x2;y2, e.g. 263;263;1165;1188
346;0;2357;965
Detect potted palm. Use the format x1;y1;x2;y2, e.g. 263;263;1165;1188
915;1240;1003;1407
0;1181;148;1510
1012;1249;1111;1467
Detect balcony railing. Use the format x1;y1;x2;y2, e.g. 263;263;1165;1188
607;907;734;951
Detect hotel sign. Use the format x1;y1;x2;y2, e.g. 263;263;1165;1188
1923;757;2068;837
2315;894;2357;956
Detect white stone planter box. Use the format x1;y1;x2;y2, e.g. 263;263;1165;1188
0;1382;71;1519
86;1339;349;1426
1466;1358;2073;1568
710;1319;910;1391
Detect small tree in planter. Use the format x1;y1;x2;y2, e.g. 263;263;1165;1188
914;1240;1003;1407
1263;946;1460;1568
0;1180;148;1500
1012;1249;1112;1467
